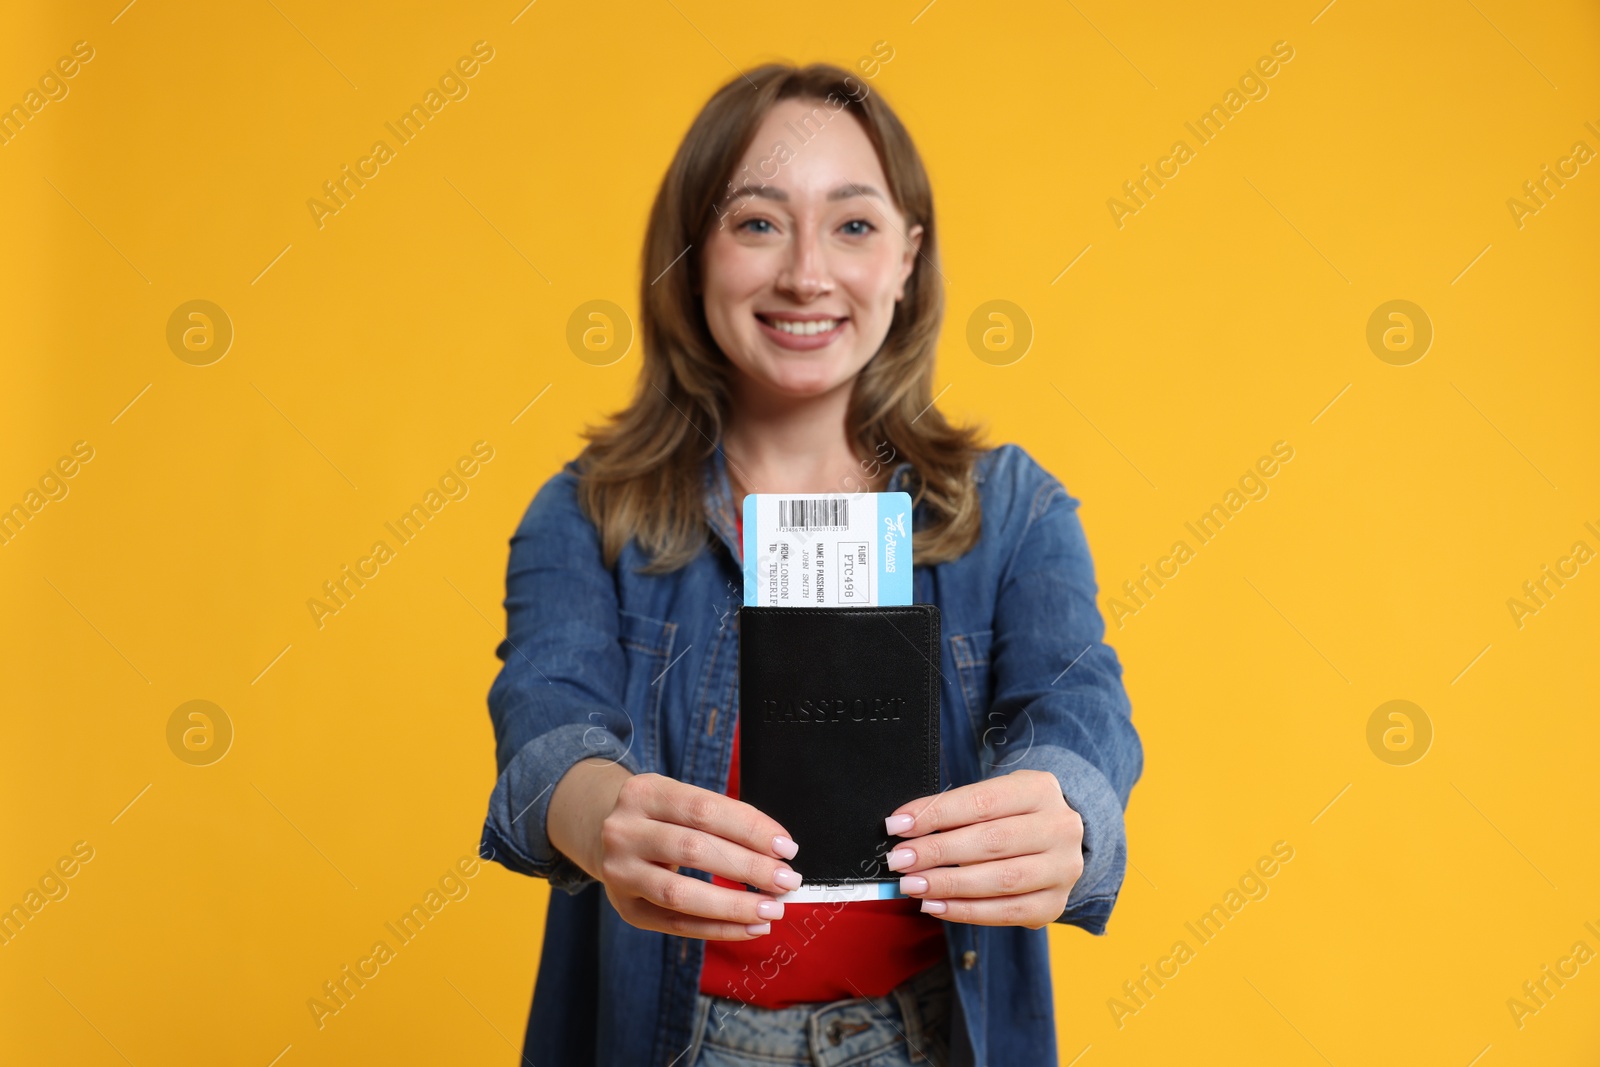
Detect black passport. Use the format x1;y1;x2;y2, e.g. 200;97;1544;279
737;604;941;883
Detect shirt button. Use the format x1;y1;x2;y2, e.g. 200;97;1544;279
961;950;978;970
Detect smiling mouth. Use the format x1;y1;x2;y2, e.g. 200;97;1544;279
755;313;848;337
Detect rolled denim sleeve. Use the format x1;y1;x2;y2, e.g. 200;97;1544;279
478;467;642;896
980;458;1143;935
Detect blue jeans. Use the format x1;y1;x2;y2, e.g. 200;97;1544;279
684;959;954;1067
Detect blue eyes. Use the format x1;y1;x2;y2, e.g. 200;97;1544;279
738;218;876;237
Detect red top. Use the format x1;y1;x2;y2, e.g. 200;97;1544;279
698;507;946;1008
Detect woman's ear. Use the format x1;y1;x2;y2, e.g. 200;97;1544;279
896;223;924;300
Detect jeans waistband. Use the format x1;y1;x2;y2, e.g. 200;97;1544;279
689;957;953;1067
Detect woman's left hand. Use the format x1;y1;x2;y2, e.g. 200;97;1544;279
882;769;1084;929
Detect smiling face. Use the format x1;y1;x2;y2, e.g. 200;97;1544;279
699;96;923;404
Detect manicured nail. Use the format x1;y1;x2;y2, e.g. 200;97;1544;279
899;875;929;894
920;899;947;915
886;848;916;871
885;814;915;834
772;835;799;860
773;867;803;891
756;900;784;920
746;922;771;936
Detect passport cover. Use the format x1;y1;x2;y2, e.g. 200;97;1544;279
738;604;941;883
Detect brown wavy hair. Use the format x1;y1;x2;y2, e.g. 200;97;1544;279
576;62;987;574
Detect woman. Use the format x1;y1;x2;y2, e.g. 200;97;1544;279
480;63;1143;1067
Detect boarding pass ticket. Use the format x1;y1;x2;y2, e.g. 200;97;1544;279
741;491;913;608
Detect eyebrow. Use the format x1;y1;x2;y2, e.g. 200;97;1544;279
723;181;885;204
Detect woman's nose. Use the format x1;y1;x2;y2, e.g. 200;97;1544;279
776;228;834;300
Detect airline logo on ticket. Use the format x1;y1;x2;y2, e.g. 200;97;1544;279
742;492;912;607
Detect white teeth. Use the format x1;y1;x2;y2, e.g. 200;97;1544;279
767;317;839;336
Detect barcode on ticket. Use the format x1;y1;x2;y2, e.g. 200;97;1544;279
777;497;849;531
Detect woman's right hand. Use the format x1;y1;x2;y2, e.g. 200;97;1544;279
551;761;804;940
601;771;805;939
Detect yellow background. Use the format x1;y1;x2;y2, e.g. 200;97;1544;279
3;0;1597;1063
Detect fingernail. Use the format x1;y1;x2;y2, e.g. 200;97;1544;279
885;814;915;834
746;922;771;936
886;848;916;871
772;835;799;860
756;900;784;920
920;899;947;915
899;875;929;894
773;867;803;891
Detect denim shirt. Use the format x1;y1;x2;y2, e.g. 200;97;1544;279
479;442;1143;1067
